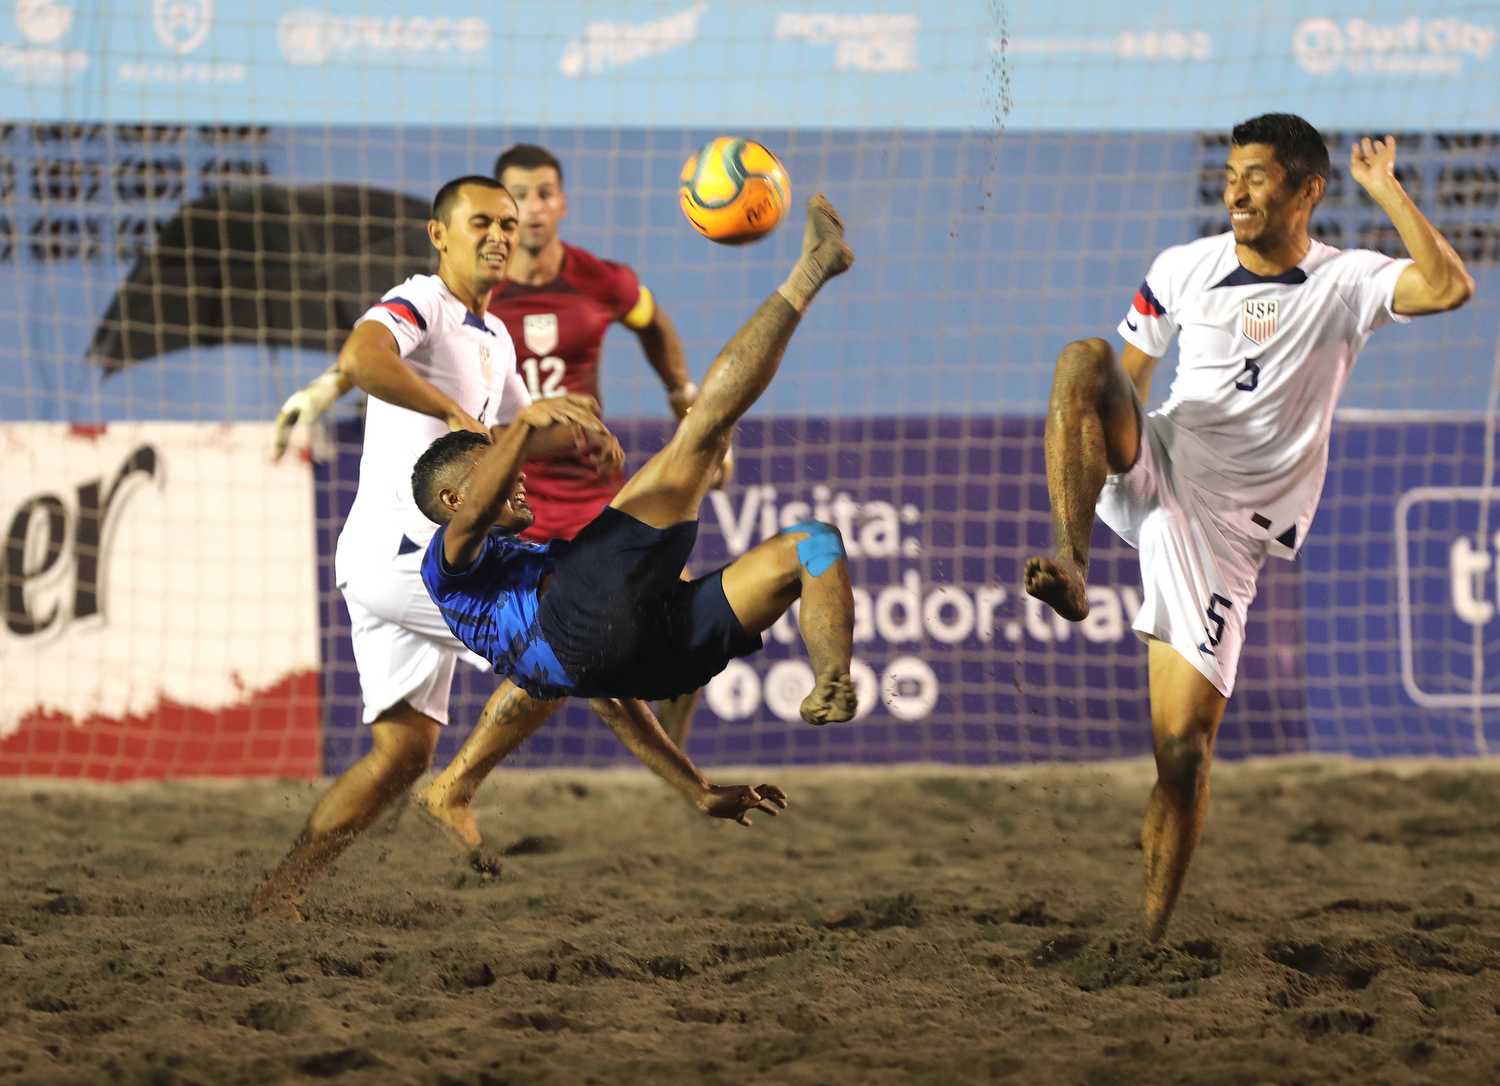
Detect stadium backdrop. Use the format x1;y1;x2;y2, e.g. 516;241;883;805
1;0;1498;778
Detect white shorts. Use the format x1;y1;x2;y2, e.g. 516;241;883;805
339;550;491;725
1096;413;1268;698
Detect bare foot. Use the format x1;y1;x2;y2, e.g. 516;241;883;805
803;193;854;281
1024;555;1090;621
414;784;502;877
801;669;857;725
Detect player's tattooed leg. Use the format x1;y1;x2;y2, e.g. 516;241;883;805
414;681;555;874
787;520;856;724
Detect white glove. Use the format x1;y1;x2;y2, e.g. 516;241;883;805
272;370;345;460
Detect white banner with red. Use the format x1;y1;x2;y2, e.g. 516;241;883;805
0;423;321;778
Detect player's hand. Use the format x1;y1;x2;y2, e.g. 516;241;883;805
697;783;788;826
583;431;626;476
272;371;345;460
667;381;698;421
446;408;489;436
709;444;734;490
521;394;607;434
1349;136;1400;197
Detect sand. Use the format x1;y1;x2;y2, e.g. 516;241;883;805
2;759;1499;1085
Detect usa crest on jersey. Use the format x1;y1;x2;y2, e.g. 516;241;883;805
523;313;559;356
1241;299;1278;344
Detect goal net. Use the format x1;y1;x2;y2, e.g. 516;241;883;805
1;1;1497;778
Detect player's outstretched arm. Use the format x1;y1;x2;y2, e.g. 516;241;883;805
589;698;788;826
443;397;612;568
1350;136;1475;316
336;322;488;434
271;363;353;460
626;294;694;418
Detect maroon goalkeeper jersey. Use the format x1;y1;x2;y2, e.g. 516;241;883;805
489;243;642;542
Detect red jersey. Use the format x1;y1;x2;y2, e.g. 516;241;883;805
489;243;642;542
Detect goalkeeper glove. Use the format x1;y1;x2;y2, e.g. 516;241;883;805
272;370;347;460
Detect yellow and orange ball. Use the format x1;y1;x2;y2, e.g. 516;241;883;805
679;137;791;245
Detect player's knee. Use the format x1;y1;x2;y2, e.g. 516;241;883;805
371;726;437;782
1154;732;1209;797
1053;337;1116;399
781;520;846;580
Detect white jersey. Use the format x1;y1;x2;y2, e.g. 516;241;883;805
1119;232;1410;560
336;273;529;580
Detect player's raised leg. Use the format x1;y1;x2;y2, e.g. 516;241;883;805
1025;337;1143;621
253;702;440;918
610;194;853;530
1141;638;1228;941
719;521;856;724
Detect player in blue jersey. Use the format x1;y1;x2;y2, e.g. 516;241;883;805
410;195;856;842
1025;114;1475;940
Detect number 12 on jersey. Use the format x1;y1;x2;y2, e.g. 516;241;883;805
521;356;568;398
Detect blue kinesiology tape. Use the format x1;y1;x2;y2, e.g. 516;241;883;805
785;520;845;577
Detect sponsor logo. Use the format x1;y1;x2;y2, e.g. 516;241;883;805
4;0;86;82
15;0;70;43
559;3;703;77
3;443;159;642
522;313;559;356
776;12;919;72
997;28;1211;62
117;0;242;83
1241;298;1278;344
1395;486;1500;708
1293;16;1496;77
278;9;491;66
153;0;212;55
704;482;1144;721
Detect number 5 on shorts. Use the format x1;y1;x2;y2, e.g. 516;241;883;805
1198;593;1233;655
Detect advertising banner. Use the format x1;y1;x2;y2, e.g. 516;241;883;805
1;1;1495;130
318;414;1499;773
0;423;322;778
317;417;1313;773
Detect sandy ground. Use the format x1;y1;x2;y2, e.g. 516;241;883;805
2;759;1499;1085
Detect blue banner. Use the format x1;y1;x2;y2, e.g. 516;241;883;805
316;415;1499;774
2;1;1497;130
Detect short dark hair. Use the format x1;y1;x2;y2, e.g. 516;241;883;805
492;144;564;187
1230;113;1330;191
431;174;510;224
412;430;490;524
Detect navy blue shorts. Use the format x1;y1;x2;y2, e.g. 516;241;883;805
537;507;763;700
